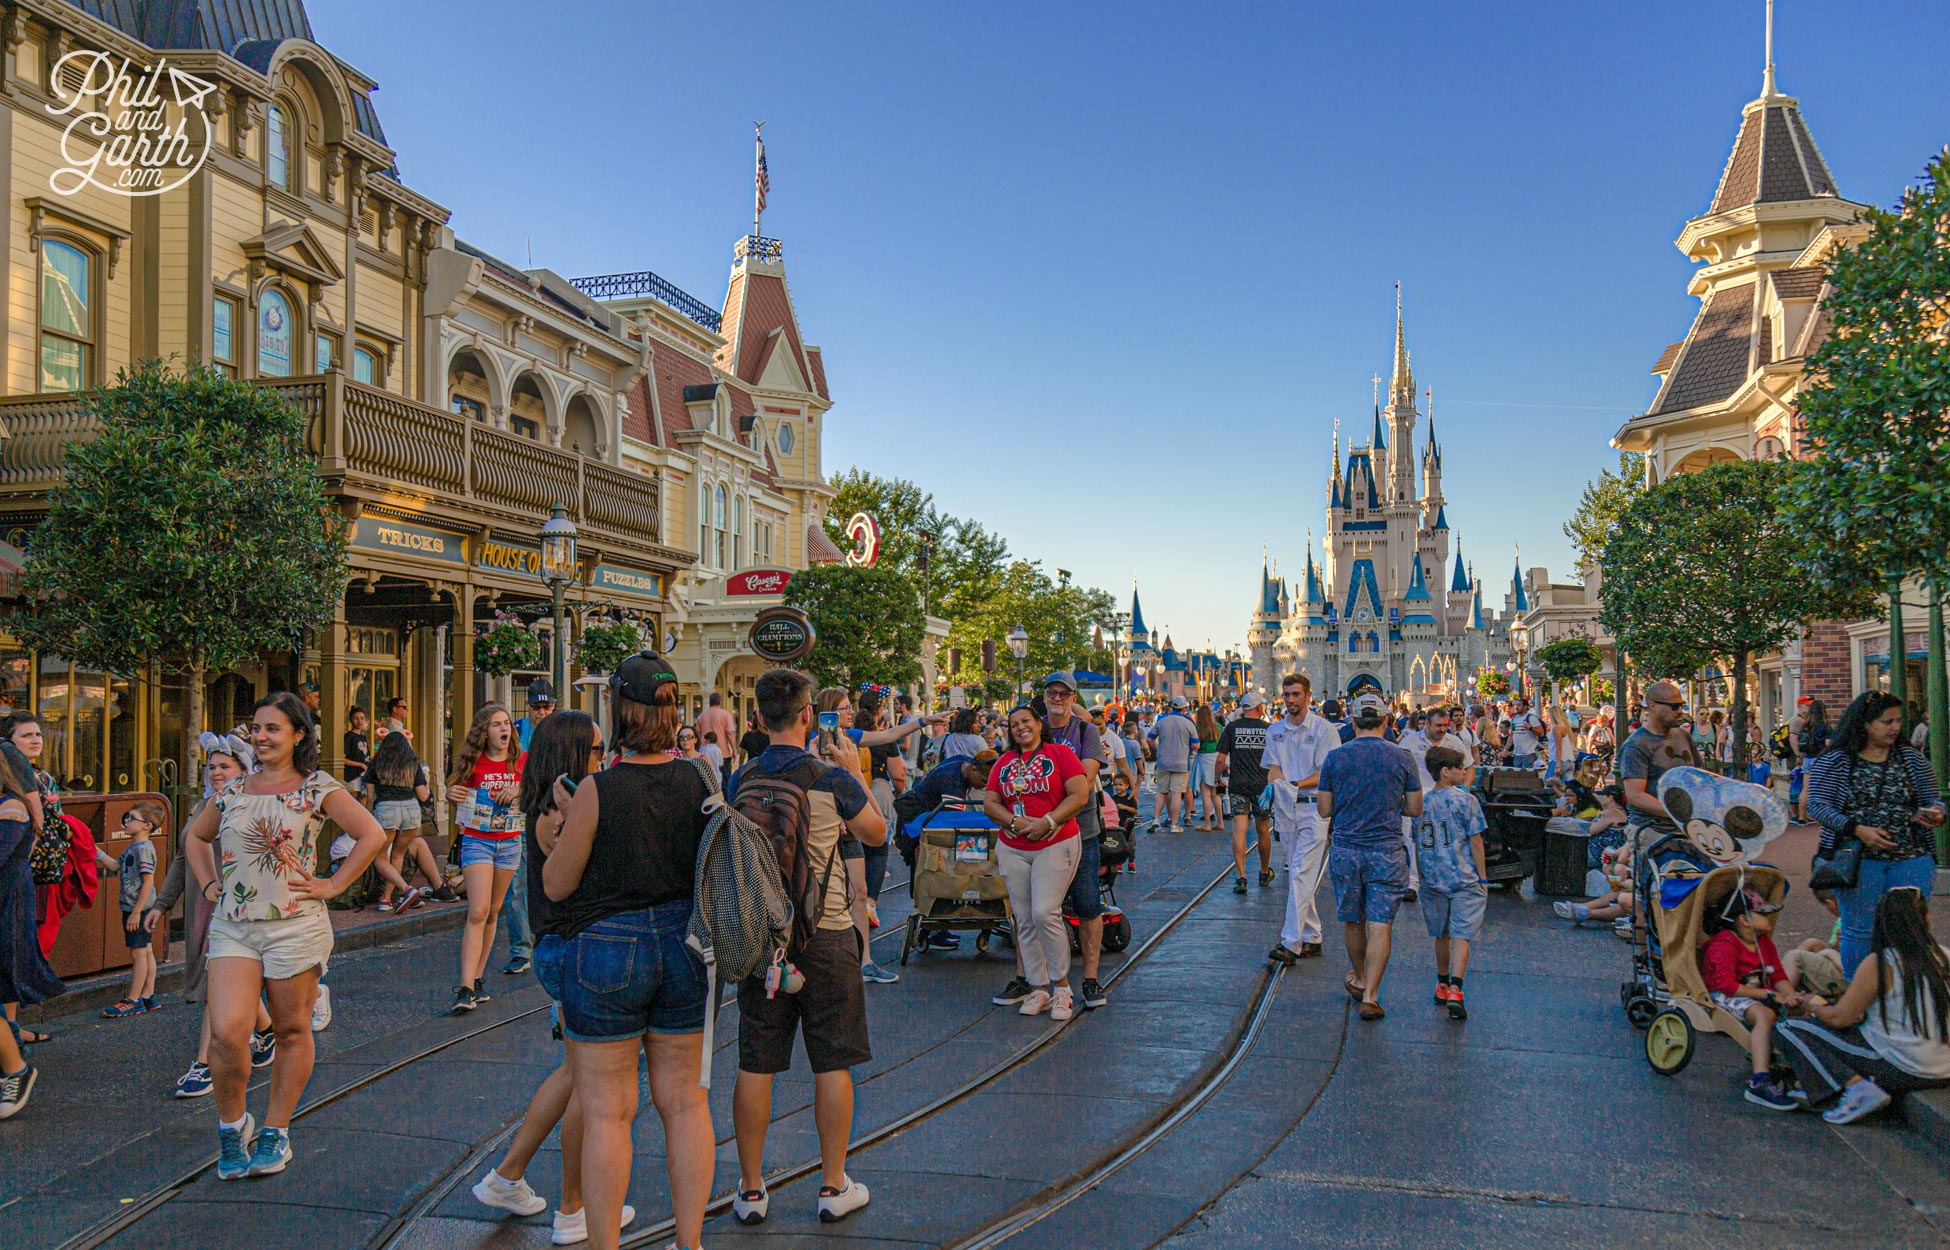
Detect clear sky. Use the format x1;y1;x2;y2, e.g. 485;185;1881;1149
314;0;1945;656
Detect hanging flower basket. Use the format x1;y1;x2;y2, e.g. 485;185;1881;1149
578;617;644;675
476;612;543;678
1475;671;1512;699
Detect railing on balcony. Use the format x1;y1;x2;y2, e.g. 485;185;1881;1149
0;375;662;553
734;234;783;265
567;269;723;332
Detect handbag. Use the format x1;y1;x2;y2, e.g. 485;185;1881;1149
1809;753;1898;890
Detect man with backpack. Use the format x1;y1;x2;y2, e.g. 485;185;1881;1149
727;667;885;1226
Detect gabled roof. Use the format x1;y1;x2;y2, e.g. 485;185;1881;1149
1651;282;1755;414
719;270;813;392
1344;452;1380;510
1343;559;1384;620
1404;557;1432;602
1708;95;1838;216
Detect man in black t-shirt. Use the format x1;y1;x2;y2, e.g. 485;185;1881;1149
1218;691;1274;892
344;706;371;788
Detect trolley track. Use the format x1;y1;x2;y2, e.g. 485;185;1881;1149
52;1001;555;1250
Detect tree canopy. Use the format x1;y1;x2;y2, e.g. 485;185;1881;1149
784;563;925;691
1535;637;1603;686
1563;452;1646;574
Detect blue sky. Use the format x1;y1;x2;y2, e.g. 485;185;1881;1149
315;0;1945;656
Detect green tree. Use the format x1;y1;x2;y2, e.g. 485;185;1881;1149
1601;459;1875;765
823;468;945;583
1535;637;1602;686
783;563;925;691
12;361;349;779
1563;452;1646;573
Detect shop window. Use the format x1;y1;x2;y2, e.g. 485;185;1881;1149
266;103;292;190
316;332;339;372
39;239;94;392
353;346;380;385
213;294;239;376
258;288;295;377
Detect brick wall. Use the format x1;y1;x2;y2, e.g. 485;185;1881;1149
1800;619;1855;709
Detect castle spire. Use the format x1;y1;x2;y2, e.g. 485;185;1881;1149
1451;538;1472;592
1389;282;1413;403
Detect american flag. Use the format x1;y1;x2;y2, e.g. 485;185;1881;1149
754;134;770;214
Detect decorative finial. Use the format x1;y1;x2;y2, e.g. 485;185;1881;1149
1762;0;1778;97
1390;284;1411;399
1371;375;1381;411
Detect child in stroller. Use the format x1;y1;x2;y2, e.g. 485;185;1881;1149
1701;885;1805;1110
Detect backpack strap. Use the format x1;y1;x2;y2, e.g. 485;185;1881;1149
686;754;726;814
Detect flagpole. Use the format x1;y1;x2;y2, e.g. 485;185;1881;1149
753;122;764;239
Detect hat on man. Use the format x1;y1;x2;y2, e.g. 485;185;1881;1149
1043;671;1078;693
1350;691;1389;728
1240;691;1265;711
527;678;556;705
1171;694;1189;709
610;652;678;704
1796;695;1814;706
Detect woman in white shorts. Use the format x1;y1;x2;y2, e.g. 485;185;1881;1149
184;691;386;1181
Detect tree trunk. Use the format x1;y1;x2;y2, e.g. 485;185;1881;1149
1730;647;1750;780
182;654;205;831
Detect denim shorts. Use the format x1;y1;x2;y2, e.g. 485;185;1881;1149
1329;844;1409;925
373;799;422;832
459;833;523;871
534;901;708;1043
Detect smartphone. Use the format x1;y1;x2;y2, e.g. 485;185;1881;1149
559;775;580;796
818;711;841;734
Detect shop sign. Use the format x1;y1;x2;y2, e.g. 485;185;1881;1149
749;606;815;663
479;536;587;580
725;568;792;597
350;516;468;565
592;564;665;599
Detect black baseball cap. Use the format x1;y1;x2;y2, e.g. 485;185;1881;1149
526;678;556;705
611;652;678;703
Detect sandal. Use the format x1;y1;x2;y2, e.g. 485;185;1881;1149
1359;1001;1386;1021
1343;973;1365;1002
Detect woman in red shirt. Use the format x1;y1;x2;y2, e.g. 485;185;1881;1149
446;703;524;1014
983;706;1089;1021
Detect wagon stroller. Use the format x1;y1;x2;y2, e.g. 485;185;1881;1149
898;796;1014;966
1620;832;1789;1076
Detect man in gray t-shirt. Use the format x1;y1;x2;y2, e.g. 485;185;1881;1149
1620;680;1698;836
1149;698;1201;830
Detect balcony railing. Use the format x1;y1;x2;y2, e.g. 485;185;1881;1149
568;269;723;331
0;374;664;558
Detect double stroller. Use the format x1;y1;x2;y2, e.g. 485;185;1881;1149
1620;831;1789;1075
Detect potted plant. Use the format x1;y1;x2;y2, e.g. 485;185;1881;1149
476;610;543;678
578;616;644;676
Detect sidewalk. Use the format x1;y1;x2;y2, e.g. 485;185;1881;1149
22;896;469;1023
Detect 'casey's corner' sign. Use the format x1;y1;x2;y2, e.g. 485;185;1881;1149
725;568;792;597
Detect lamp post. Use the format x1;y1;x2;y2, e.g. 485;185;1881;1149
1007;624;1029;700
540;502;579;706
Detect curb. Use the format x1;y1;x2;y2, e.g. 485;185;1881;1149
23;903;469;1024
1900;1088;1950;1153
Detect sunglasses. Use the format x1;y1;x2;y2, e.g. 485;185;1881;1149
1650;699;1687;710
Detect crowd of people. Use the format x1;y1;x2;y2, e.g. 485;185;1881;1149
0;658;1945;1245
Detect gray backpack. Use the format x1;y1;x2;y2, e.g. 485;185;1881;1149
684;756;793;1087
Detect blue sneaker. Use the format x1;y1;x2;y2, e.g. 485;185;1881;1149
174;1061;213;1099
249;1028;276;1068
216;1113;256;1180
246;1125;292;1176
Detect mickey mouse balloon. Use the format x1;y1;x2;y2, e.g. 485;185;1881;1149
1657;765;1789;867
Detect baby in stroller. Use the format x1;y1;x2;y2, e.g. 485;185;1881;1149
1701;886;1806;1110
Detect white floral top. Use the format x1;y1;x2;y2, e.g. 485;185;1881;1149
214;771;345;922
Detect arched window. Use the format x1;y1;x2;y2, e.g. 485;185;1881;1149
257;288;295;377
39;239;93;391
732;495;746;569
266;104;291;190
352;347;379;385
713;484;727;569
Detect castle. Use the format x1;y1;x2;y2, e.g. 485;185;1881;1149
1245;294;1516;702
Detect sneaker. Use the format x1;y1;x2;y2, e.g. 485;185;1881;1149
0;1065;36;1119
310;983;332;1032
1448;988;1468;1021
1019;988;1052;1016
1233;876;1248;895
473;978;493;1004
1258;868;1275;887
923;931;961;951
250;1027;277;1068
502;956;532;975
1300;941;1324;959
453;984;478;1014
246;1125;292;1176
1612;919;1634;940
1268;944;1299;967
1435;981;1455;1006
1745;1075;1799;1113
550;1203;636;1245
1050;986;1075;1021
992;977;1035;1005
141;996;160;1012
1821;1079;1892;1125
861;962;899;985
472;1167;549;1216
1551;900;1575;920
397;887;426;913
215;1112;256;1179
866;899;880;929
1080;977;1107;1009
174;1061;213;1098
732;1186;769;1225
376;899;395;913
101;998;144;1018
817;1176;870;1222
431;884;460;903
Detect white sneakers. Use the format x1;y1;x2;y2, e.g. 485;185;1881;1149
1822;1079;1892;1125
472;1168;548;1216
817;1175;870;1222
551;1203;635;1245
310;983;331;1032
1050;986;1075;1021
1019;988;1051;1016
733;1186;769;1225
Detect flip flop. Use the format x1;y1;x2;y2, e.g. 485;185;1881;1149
1344;973;1365;1002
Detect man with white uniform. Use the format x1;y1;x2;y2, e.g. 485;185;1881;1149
1261;672;1340;965
1397;706;1474;896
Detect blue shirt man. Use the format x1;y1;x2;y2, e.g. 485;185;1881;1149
1318;690;1424;1014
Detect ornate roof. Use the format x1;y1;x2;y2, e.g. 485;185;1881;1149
1651;282;1755;414
1708;95;1837;216
1512;560;1529;613
1343;559;1384;621
1130;586;1148;638
1258;564;1282;615
1304;549;1326;605
1433;504;1450;531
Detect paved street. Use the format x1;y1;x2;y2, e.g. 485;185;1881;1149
7;808;1945;1250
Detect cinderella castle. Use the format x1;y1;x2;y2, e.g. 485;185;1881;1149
1245;293;1516;701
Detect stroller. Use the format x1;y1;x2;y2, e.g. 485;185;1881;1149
1620;831;1789;1075
1064;788;1134;954
897;797;1014;966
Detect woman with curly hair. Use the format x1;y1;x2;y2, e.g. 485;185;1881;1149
446;702;524;1014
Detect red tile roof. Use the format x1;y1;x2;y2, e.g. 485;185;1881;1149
655;348;717;437
621;373;657;445
806;346;829;400
731;274;810;388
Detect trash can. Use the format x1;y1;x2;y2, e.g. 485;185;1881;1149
1538;816;1592;897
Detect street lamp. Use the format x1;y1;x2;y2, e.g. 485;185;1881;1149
1007;624;1029;699
540;502;579;705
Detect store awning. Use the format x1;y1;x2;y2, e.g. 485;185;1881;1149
807;522;846;565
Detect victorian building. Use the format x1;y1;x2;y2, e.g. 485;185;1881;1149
1247;297;1511;702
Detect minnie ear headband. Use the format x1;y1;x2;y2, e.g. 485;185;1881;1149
198;730;257;772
